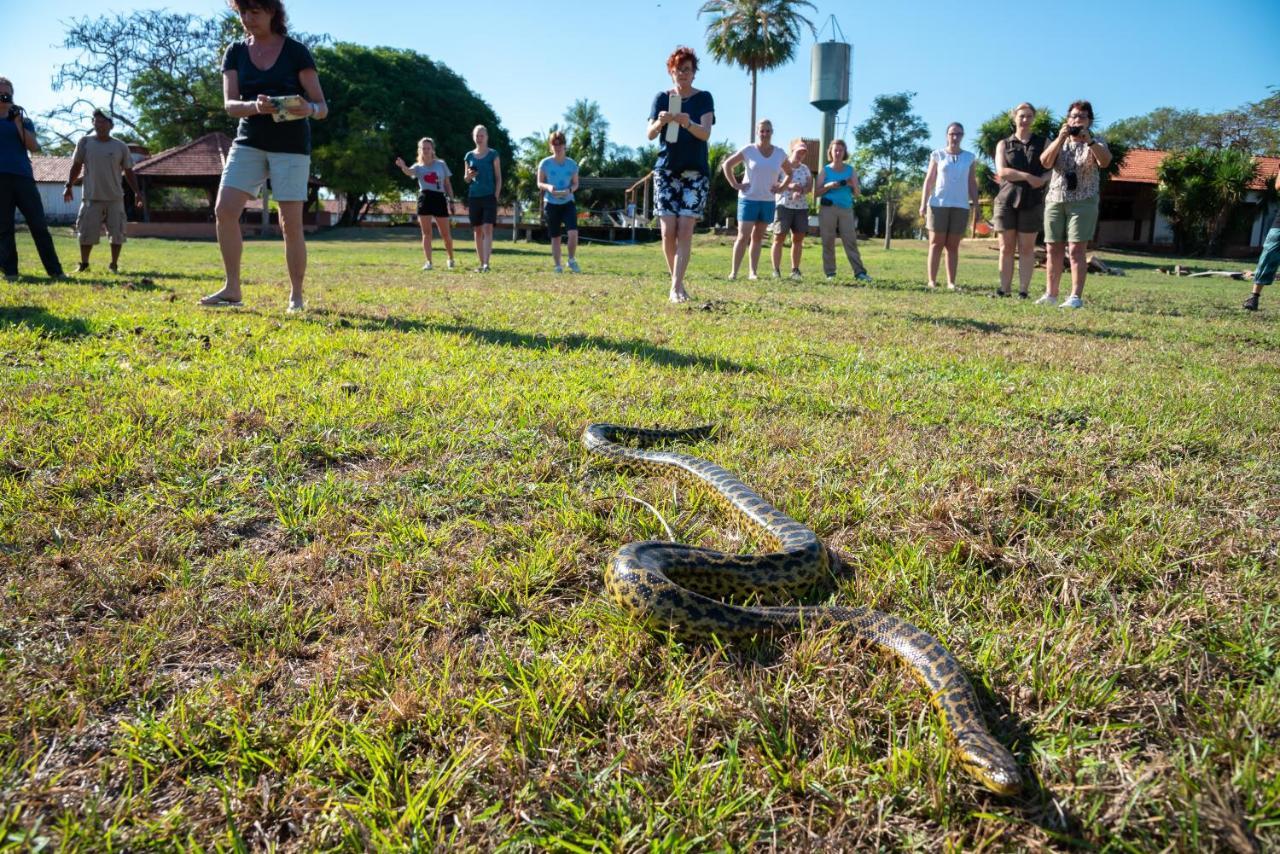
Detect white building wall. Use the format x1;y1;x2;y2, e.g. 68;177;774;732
17;183;81;224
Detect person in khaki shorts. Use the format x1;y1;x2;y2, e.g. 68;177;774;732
919;123;978;290
64;110;140;273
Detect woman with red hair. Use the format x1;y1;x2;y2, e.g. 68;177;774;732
647;46;715;303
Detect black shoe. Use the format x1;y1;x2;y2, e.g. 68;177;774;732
1243;293;1260;311
75;262;89;273
108;263;118;273
1018;291;1029;299
991;289;1011;298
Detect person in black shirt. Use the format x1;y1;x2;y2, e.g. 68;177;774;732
993;102;1048;298
0;76;64;281
647;46;715;304
1243;171;1280;311
200;0;327;312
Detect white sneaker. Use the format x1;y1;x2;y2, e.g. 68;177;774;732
1034;294;1056;305
554;264;564;274
727;272;737;281
791;269;803;281
826;273;835;281
422;261;433;271
947;282;957;290
447;258;456;269
481;264;490;273
567;258;581;273
748;272;759;281
1060;295;1084;309
772;268;782;279
287;298;305;314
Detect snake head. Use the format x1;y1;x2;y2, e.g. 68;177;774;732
953;728;1022;796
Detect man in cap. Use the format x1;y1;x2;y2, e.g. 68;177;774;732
64;110;141;273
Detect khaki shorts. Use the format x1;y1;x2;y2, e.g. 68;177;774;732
220;144;311;201
992;202;1044;234
1044;198;1099;244
926;205;969;235
76;199;127;245
772;205;809;235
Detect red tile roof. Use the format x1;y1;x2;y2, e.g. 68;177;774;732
30;156;77;184
1112;147;1280;190
133;132;233;178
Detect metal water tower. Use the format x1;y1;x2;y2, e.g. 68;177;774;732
809;17;851;166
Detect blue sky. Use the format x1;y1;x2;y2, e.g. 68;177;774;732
9;0;1278;157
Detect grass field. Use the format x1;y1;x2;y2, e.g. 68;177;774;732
1;226;1277;850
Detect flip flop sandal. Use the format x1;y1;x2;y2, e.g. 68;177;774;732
199;295;243;307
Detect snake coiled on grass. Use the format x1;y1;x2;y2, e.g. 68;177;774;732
584;422;1022;796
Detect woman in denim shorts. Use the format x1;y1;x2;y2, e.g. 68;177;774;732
202;0;327;312
647;46;715;303
721;119;791;280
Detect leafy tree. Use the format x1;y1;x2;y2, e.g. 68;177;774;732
310;43;511;225
562;100;610;174
1105;93;1280;157
707;140;740;227
974;106;1059;160
699;0;816;143
853;92;930;249
1157;148;1258;255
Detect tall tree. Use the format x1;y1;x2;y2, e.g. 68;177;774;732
1105;93;1280;157
699;0;816;142
1157;148;1258;255
311;43;511;225
562;99;609;173
854;92;930;249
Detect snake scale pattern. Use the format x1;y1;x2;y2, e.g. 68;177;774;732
584;422;1022;796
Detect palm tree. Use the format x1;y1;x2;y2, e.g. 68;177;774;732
699;0;817;143
562;99;610;173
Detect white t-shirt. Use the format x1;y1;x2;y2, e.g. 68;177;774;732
737;144;787;202
927;149;975;209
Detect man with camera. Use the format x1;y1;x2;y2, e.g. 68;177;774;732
64;110;142;274
0;77;65;281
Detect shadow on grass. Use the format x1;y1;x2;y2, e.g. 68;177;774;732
303;308;752;372
0;305;92;340
900;312;1142;341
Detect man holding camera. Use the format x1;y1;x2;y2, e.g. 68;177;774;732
64;110;142;274
0;76;65;281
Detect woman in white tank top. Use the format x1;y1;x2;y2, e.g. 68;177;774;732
918;122;978;289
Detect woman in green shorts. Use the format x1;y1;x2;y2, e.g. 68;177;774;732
1038;100;1111;309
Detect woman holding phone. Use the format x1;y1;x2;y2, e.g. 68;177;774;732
814;138;871;283
647;45;715;303
1038;100;1111;309
202;0;326;312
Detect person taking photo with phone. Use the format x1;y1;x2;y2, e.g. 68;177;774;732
0;76;65;282
1038;100;1111;309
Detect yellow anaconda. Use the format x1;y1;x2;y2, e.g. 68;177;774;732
583;422;1022;796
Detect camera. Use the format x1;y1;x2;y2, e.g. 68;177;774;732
1065;172;1078;191
0;92;11;104
1066;125;1082;136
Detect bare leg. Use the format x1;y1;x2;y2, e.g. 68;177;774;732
550;235;563;267
567;229;578;261
926;231;945;286
79;244;92;265
748;221;768;277
1067;241;1088;297
730;220;751;277
1045;242;1066;298
670;215;696;302
481;224;494;266
659;215;677;275
771;231;785;274
1017;231;1037;294
945;232;963;287
473;223;484;267
791;231;804;271
208;186;252;302
435;216;454;261
278;200;306;305
418;215;432;263
998;229;1016;294
109;243;122;267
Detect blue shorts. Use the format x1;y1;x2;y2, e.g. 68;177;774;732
737;198;776;223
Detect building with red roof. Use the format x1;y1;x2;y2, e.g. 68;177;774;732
1098;148;1279;254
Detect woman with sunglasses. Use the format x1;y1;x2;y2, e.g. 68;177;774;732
919;122;978;290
